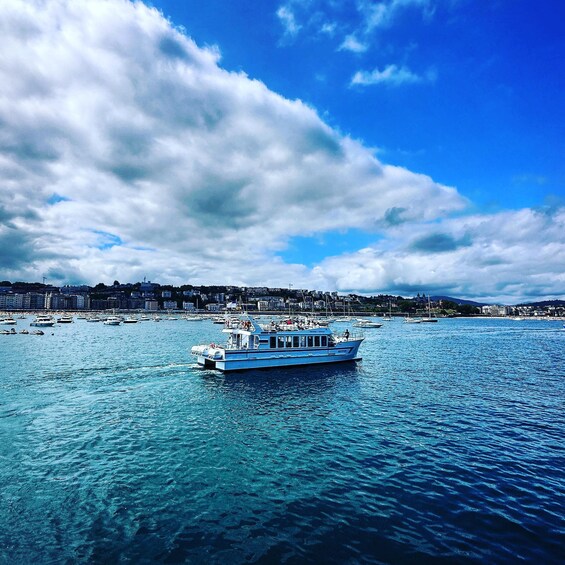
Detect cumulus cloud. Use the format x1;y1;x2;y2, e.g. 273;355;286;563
2;0;562;302
314;207;565;303
0;0;467;288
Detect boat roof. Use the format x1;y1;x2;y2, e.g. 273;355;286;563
222;314;333;335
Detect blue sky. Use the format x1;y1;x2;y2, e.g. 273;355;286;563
152;0;565;276
154;0;564;212
1;0;564;302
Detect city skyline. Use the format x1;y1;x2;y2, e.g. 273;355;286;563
1;0;564;303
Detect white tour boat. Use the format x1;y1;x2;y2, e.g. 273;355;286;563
103;316;122;326
191;315;364;372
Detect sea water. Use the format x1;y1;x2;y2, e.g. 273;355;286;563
0;317;563;563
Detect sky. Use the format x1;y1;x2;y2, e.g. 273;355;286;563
0;0;564;303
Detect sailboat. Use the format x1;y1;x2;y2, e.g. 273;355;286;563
421;295;438;322
382;301;394;321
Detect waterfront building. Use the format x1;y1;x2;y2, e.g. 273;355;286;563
481;305;509;316
144;299;159;311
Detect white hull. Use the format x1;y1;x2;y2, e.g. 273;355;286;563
191;315;363;372
196;343;362;371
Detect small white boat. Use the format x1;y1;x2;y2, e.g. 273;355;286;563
57;316;73;323
0;317;17;325
184;315;204;321
123;317;138;324
404;316;422;324
420;296;438;322
382;302;394;321
103;316;122;326
353;320;383;328
30;315;55;327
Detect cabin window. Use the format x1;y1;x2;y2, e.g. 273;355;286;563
293;336;299;348
270;336;276;348
307;336;313;347
321;336;327;347
286;336;293;347
314;336;320;347
278;336;285;348
300;336;306;347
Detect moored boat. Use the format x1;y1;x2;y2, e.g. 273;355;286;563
353;319;383;328
420;295;439;322
184;315;204;321
191;315;363;372
30;315;55;327
103;316;122;325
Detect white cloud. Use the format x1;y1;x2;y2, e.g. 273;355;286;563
350;64;427;86
319;21;338;37
339;34;368;53
314;207;565;303
361;0;435;32
0;0;466;289
276;0;435;50
2;0;562;303
276;5;302;41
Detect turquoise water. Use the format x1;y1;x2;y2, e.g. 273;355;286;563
1;317;564;563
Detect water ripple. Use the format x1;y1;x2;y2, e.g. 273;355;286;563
0;318;564;563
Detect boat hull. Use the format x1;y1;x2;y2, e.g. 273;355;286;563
195;341;363;372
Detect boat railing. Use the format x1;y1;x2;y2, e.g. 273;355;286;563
335;330;364;341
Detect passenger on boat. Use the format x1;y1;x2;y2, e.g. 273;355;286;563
344;329;350;339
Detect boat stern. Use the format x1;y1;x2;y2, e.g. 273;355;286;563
191;344;225;368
